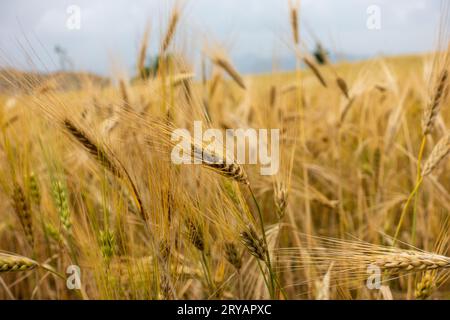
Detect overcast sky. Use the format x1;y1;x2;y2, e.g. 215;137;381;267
0;0;446;75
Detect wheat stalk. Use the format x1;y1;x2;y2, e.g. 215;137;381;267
338;97;356;126
208;72;222;99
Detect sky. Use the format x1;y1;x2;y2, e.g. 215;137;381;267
0;0;445;75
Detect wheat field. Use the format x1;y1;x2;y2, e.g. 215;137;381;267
0;3;449;300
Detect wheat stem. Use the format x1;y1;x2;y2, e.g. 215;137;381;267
393;176;423;245
411;136;427;244
248;185;276;298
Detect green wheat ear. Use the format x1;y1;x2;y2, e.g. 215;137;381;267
51;180;71;234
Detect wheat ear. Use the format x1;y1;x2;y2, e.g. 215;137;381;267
161;9;179;54
137;23;151;79
290;5;299;45
225;242;242;270
336;77;350;99
240;225;267;261
12;183;34;248
277;235;450;275
371;251;450;272
303;57;327;87
422;69;448;135
212;56;246;90
186;219;205;252
192;144;249;184
415;271;435;299
0;253;37;272
422;133;450;176
63;119;147;221
0;252;62;279
119;79;130;111
28;173;41;206
274;184;288;219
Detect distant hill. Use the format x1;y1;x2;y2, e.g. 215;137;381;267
233;53;370;74
0;69;110;95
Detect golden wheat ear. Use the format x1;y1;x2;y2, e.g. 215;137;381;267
0;252;65;280
370;251;450;272
160;6;180;55
303;57;327;87
0;252;38;272
211;54;246;90
274;183;288;220
190;142;249;185
336;77;350;99
240;225;267;262
0;252;66;279
62;118;147;221
422;133;450;176
137;22;151;80
289;3;299;45
275;234;450;291
63;119;121;175
422;69;448;135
